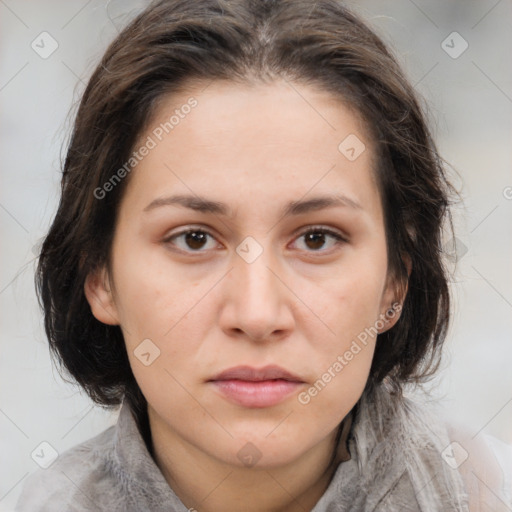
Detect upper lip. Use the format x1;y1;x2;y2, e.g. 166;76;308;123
209;365;304;382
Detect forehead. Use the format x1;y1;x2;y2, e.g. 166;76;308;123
145;79;373;155
122;79;381;219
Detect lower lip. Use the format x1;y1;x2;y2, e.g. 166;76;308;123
210;379;302;408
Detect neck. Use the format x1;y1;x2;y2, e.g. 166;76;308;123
147;406;350;512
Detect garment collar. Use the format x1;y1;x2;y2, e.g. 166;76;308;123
111;401;360;511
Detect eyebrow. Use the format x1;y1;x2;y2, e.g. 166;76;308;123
143;193;363;217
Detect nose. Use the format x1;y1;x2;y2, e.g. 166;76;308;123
218;243;295;343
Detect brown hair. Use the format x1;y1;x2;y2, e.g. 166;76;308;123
36;0;454;416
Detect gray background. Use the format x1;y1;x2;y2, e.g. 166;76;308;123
1;0;511;509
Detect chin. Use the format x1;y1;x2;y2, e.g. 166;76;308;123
210;424;318;469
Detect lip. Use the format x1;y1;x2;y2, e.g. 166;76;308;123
211;365;303;382
208;365;304;408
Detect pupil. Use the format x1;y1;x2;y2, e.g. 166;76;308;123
306;232;325;250
186;232;206;249
183;231;326;251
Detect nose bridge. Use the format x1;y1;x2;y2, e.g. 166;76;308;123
222;235;292;340
234;236;281;306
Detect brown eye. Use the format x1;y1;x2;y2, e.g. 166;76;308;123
164;229;218;252
293;227;346;252
183;231;208;250
304;232;327;250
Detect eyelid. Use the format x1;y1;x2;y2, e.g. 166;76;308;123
162;224;349;253
288;225;348;254
293;225;349;243
162;225;222;250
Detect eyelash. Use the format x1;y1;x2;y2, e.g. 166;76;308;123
163;225;348;255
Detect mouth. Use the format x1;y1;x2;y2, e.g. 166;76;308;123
207;365;305;408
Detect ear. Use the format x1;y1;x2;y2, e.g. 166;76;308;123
84;266;120;325
378;253;411;334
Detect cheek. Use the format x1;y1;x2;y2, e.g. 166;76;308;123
110;241;221;390
109;241;199;340
296;332;376;429
310;261;387;343
296;253;387;406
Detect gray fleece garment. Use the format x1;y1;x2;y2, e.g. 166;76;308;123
15;381;511;511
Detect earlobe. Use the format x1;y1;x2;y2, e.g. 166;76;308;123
84;267;120;326
378;256;411;334
378;300;403;333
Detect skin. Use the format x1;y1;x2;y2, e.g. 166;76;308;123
85;79;406;512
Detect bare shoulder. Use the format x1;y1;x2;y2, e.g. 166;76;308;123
443;418;512;512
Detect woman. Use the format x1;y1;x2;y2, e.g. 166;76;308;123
16;0;511;510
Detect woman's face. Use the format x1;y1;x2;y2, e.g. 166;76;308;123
86;79;401;468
